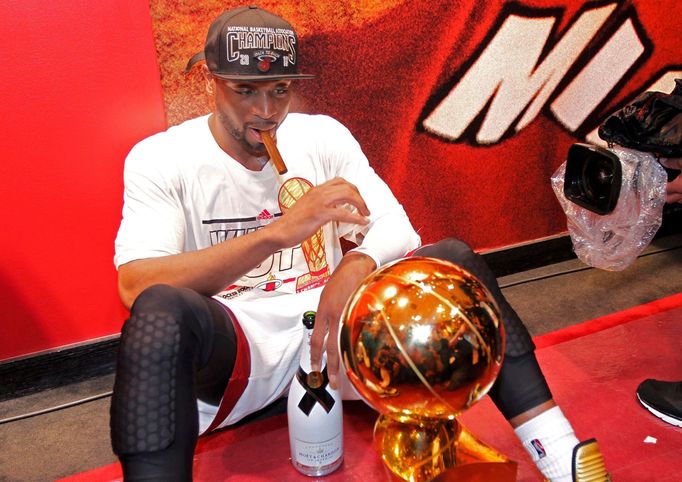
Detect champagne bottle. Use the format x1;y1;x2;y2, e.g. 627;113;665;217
287;311;343;476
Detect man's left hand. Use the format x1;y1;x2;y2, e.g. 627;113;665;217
310;252;377;389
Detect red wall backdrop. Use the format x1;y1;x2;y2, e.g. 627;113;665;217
0;0;679;361
150;0;681;249
0;1;166;361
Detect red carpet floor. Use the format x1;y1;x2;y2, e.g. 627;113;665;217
62;294;682;481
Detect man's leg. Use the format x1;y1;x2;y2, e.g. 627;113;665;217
413;238;607;481
110;284;236;481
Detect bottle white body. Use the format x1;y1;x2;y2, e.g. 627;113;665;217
287;327;343;476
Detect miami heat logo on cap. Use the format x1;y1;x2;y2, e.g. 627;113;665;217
255;52;278;72
258;58;271;72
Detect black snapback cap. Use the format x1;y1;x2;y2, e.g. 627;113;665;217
186;5;315;81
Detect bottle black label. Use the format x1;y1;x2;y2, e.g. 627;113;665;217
295;366;336;415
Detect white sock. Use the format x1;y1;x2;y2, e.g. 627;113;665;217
513;406;579;482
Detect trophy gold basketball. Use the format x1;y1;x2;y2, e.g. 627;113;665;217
340;257;517;481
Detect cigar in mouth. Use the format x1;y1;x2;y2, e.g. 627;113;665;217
261;130;288;175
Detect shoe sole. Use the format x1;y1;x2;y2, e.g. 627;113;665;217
637;394;682;428
572;438;610;481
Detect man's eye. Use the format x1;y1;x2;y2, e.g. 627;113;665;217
275;87;289;95
236;89;254;95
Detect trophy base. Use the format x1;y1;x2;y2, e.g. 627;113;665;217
374;414;517;482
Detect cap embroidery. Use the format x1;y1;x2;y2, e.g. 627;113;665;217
186;6;313;80
225;27;296;65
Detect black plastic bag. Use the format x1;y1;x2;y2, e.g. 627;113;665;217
598;79;682;157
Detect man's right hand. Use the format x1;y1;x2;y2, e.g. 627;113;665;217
273;177;370;246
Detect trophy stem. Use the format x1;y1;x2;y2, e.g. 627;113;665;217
374;414;516;482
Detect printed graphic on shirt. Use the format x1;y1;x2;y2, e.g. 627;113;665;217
204;211;282;245
257;209;275;222
278;177;330;292
202;211;302;299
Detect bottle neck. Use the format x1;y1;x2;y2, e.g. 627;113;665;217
300;327;323;372
300;328;312;371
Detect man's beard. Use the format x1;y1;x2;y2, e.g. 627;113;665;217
217;112;268;158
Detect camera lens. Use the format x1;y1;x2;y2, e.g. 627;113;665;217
564;143;622;215
581;155;615;201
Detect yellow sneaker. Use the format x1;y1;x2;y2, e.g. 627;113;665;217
572;438;610;482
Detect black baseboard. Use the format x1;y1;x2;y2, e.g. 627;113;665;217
0;337;119;402
484;203;682;277
656;202;682;239
2;205;680;401
483;234;577;278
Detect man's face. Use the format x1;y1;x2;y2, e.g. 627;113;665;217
211;77;292;164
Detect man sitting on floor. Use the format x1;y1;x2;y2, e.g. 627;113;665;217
110;6;609;481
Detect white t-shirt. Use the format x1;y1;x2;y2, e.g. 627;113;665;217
115;113;420;300
113;113;421;429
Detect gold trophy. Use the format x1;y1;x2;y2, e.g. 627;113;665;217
278;177;330;292
263;131;330;292
340;257;517;481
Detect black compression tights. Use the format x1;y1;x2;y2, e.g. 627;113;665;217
413;238;552;419
110;284;236;481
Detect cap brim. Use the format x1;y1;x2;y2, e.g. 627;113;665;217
210;72;316;81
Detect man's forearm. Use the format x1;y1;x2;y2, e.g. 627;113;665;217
351;213;421;267
117;223;285;309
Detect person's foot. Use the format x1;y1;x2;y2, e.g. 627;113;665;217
572;439;610;482
636;379;682;427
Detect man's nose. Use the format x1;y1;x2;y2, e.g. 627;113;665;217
253;91;276;119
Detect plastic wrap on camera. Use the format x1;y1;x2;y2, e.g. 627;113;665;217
551;146;667;271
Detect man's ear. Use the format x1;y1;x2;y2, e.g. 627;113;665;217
201;65;215;95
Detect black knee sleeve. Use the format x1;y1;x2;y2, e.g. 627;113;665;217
110;285;237;481
111;285;204;457
414;238;534;356
110;284;236;481
194;304;237;407
488;352;553;419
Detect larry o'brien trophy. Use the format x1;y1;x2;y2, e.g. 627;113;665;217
278;177;330;292
339;257;517;481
